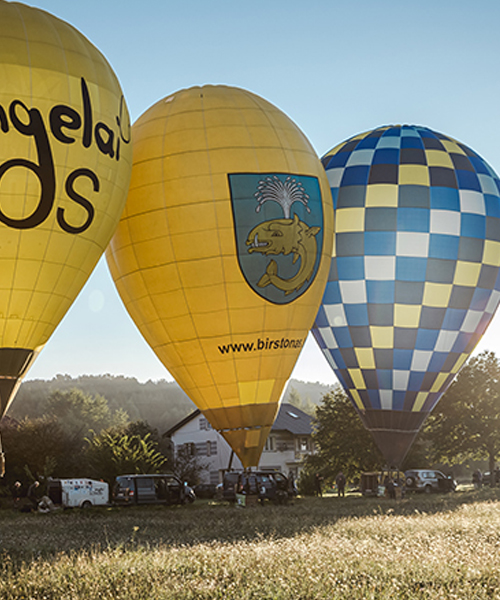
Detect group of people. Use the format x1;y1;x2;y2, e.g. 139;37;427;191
314;471;347;497
11;480;40;511
12;479;59;512
472;467;500;489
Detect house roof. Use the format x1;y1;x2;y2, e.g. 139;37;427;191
164;403;312;437
273;403;313;435
164;408;201;437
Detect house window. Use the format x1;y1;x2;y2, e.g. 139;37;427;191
299;438;308;452
184;442;196;456
199;417;212;430
264;436;275;451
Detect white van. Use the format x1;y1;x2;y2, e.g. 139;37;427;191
47;478;109;508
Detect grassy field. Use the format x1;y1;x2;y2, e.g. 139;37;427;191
2;488;500;599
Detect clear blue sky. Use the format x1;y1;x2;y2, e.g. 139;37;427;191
22;0;500;384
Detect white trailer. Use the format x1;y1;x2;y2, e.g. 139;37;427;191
47;478;109;508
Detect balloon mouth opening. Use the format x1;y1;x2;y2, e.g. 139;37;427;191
359;409;430;468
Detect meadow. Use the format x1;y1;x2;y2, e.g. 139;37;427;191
1;488;500;599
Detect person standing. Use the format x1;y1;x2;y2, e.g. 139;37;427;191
27;480;40;508
335;471;346;497
288;472;298;498
385;477;396;499
315;473;323;497
11;481;22;509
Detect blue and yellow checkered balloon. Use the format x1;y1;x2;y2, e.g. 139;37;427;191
312;125;500;466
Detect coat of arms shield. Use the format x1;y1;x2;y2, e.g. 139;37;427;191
229;173;325;304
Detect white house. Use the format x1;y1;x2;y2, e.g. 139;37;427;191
164;403;315;485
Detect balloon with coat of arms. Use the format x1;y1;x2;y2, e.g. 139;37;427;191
107;85;334;467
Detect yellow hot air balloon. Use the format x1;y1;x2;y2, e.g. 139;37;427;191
0;2;132;431
107;85;333;467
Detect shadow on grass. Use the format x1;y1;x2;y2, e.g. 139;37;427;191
1;487;500;563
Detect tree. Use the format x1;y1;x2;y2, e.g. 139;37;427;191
302;397;317;416
426;351;500;481
85;429;167;485
0;416;79;484
288;387;303;410
299;389;382;493
1;390;133;485
170;445;208;486
45;388;128;441
287;386;316;416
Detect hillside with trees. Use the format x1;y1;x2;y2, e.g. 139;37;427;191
7;375;335;434
8;375;195;434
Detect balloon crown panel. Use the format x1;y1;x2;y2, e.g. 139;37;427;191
312;125;500;465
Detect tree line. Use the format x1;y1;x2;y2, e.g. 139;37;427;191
2;351;498;497
8;374;328;430
0;374;328;497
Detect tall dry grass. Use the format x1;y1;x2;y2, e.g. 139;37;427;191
1;489;500;599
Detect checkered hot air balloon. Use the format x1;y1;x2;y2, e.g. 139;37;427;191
312;125;500;467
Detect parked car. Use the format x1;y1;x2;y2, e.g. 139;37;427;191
47;478;109;509
479;471;500;486
193;483;218;499
113;474;195;506
221;471;290;504
405;469;456;494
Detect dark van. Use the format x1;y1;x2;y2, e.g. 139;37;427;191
113;474;195;506
221;471;290;504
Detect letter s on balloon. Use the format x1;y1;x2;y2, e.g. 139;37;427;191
58;168;98;234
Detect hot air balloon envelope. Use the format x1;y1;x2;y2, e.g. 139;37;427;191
312;125;500;466
107;85;333;467
0;1;132;421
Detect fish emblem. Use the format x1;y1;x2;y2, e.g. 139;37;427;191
247;214;320;295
